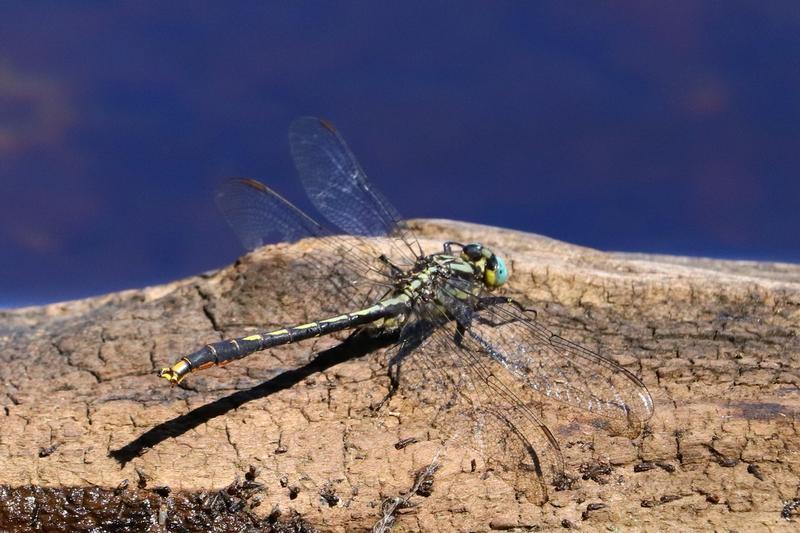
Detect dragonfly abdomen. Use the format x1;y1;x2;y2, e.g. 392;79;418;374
160;298;409;384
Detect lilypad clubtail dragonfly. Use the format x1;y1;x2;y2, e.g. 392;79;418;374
160;117;654;496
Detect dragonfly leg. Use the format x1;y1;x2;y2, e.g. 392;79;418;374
453;322;467;347
372;356;401;412
373;321;432;411
473;296;538;327
442;241;464;255
378;254;404;277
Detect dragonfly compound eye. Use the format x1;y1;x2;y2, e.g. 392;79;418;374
485;254;509;287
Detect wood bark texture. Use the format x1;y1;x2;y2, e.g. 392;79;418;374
1;220;799;531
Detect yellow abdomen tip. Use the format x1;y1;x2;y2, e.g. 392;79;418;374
159;359;191;385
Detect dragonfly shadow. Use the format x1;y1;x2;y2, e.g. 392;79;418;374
109;331;396;466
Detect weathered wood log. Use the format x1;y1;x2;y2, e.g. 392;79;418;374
2;220;799;531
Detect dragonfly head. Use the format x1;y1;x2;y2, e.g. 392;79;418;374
460;243;509;289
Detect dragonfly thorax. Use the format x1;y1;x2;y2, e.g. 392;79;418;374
392;242;508;307
394;254;463;303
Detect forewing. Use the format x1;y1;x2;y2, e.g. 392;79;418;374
289;117;422;265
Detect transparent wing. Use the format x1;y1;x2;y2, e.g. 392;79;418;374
381;303;563;503
216;178;326;249
439;280;654;434
214;178;394;319
289;117;423;265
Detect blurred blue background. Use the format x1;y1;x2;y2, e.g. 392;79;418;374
2;2;800;307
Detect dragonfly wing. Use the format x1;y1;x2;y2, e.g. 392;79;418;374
215;178;393;318
289;117;422;264
439;283;654;434
216;178;326;250
380;305;564;503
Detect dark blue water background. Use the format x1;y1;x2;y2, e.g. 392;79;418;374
2;2;799;306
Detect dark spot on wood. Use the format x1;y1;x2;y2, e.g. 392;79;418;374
660;494;682;504
656;462;676;473
394;437;419;450
38;444;58;458
582;502;608;520
553;472;578;491
747;464;765;481
782;499;800;520
579;462;612;484
319;483;340;507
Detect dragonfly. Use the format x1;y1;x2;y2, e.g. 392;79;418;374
159;117;654;500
